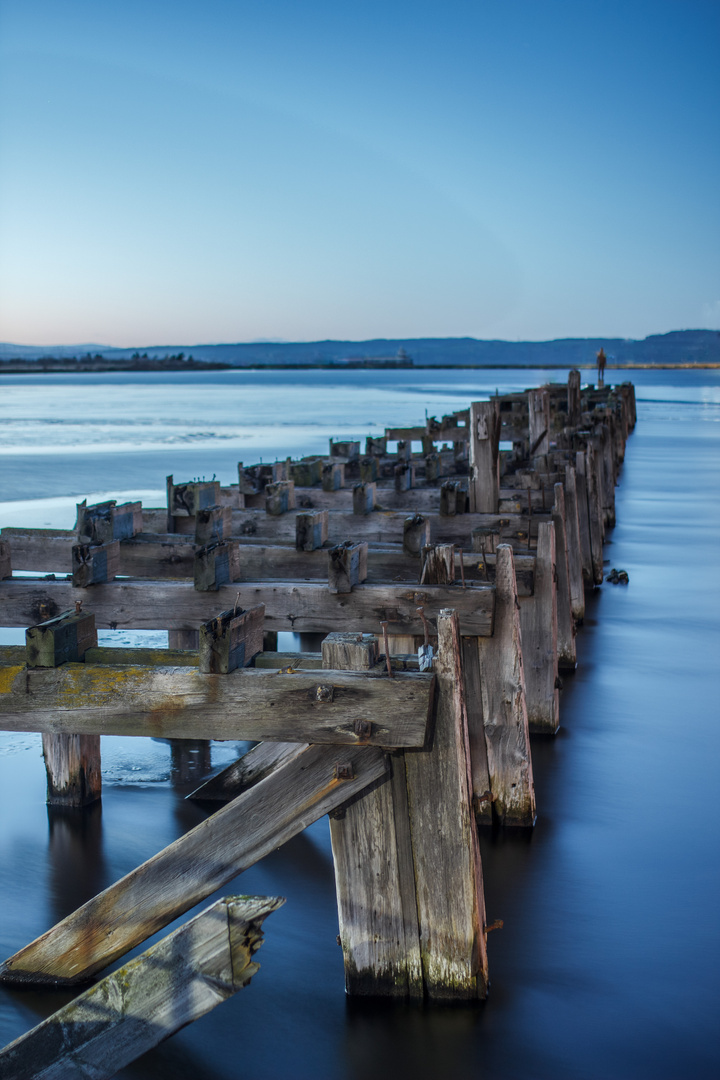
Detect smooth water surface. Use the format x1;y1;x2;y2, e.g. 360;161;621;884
0;368;718;1079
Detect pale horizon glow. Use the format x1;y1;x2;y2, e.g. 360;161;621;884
1;0;718;348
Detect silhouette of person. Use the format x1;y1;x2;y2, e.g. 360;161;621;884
596;347;607;387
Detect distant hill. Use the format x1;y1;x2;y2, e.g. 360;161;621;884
1;330;718;367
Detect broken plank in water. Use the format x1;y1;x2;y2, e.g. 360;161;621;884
0;743;388;986
0;663;434;747
0;895;284;1080
0;578;495;636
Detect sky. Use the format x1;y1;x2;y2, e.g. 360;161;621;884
0;0;718;347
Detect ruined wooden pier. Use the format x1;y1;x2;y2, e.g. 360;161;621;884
0;373;635;1069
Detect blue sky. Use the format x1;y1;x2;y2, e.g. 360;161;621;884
0;0;718;346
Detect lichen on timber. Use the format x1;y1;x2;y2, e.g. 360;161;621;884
0;664;25;694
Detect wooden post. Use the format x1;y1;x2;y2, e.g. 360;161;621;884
0;744;389;986
296;510;329;551
322;462;344;491
330;439;360;460
403;609;489;999
76;500;142;544
27;609;101;808
290;458;322;487
328;542;368;593
0;540;11;579
425;452;440;483
365;436;387;456
194;540;241;591
519;521;559;733
461;636;492;826
585;445;604;585
468;400;500;513
394;461;414;492
359;457;379;483
168;478;221;518
195;505;232;546
563;465;586;623
0;896;284;1080
528;389;550;457
352;482;376;515
440;480;457;516
71;540;120;587
574;450;594;585
198;605;265;673
403;514;430;556
552;484;577;670
420;544;455;585
567;369;581;427
476;545;536;825
265;480;295;515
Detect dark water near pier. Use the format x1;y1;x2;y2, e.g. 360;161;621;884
1;368;719;1078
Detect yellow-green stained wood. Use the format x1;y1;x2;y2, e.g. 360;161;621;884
0;896;283;1079
0;663;434;747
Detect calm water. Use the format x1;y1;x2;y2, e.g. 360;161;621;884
0;368;719;1079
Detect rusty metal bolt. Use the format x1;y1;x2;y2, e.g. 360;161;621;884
315;683;334;702
354;718;373;739
335;762;354;780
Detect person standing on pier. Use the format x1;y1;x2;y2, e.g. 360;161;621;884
596;347;607;387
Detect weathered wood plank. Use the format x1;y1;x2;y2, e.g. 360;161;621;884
0;743;388;986
552;484;577;670
187;741;308;802
519;521;559;733
468;400;500;513
326;634;423;998
563;464;585;622
0;578;495;636
0;896;284;1080
0;530;536;593
476;545;536;825
402;610;489;1000
0;663;434;746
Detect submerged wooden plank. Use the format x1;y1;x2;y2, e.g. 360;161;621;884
0;896;284;1080
0;743;388;986
0;578;495;636
0;664;434;747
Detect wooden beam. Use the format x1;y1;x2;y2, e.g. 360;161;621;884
0;663;434;747
0;743;389;986
552;484;577;671
0;896;284;1080
0;530;536;593
0;578;495;636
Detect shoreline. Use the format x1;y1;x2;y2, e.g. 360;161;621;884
0;361;718;375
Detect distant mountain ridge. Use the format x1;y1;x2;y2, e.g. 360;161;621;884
1;330;718;366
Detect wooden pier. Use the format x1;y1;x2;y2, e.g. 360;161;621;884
0;373;635;1069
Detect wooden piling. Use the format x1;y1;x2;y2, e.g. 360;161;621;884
328;542;368;593
420;544;455;585
552;484;577;670
528;388;550;458
325;632;424;998
403;514;430;556
468;400;500;513
198;604;265;674
352;482;376;515
519;521;559;733
476;545;536;825
402;610;489;999
567;369;581;427
295;510;329;551
27;609;101;808
563;465;585;622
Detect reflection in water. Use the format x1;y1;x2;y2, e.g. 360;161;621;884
46;801;108;925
